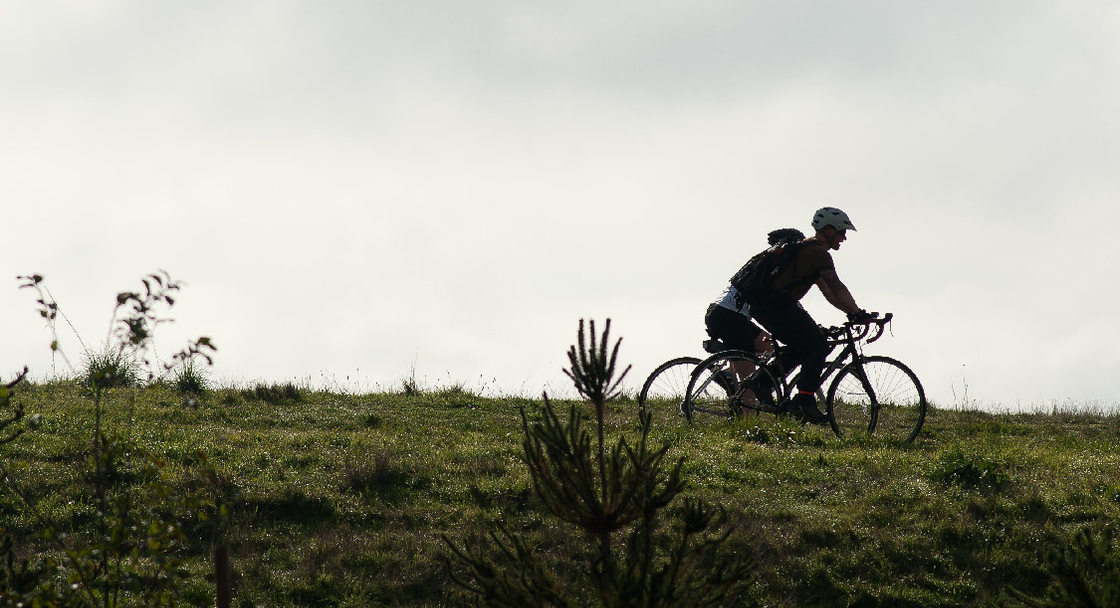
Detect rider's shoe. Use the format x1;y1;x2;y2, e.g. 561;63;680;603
787;393;829;426
732;389;760;413
746;371;777;407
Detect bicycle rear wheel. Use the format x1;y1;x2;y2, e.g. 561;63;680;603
684;351;780;424
826;355;927;443
638;357;700;419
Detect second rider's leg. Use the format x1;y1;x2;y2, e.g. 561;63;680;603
705;305;768;409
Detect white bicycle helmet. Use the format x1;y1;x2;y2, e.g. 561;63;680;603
811;207;856;232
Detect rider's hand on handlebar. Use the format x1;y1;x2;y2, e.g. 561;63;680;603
847;309;876;324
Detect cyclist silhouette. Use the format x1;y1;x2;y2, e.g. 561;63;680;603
747;207;873;424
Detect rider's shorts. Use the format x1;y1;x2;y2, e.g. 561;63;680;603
704;303;763;351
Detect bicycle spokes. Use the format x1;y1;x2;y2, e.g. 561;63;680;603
827;356;926;443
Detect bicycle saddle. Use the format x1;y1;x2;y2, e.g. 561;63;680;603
702;339;727;354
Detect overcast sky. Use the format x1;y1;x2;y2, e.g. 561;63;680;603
2;1;1118;410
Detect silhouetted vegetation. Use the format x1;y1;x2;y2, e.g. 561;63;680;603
444;319;756;606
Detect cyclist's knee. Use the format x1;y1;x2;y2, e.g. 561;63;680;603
753;330;773;353
805;334;828;358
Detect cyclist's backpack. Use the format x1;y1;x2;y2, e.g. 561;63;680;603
730;229;807;307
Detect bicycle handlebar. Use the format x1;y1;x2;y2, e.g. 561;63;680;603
823;312;893;344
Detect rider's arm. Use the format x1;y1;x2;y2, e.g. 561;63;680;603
816;269;861;316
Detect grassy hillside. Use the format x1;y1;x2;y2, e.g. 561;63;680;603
1;380;1118;606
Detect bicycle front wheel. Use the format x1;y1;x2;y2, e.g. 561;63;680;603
684;351;780;424
826;355;927;443
638;357;700;419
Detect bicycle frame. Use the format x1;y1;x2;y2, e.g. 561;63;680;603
682;312;925;441
684;317;889;410
769;313;893;402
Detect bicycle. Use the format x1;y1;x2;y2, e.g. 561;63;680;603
636;336;787;426
637;355;703;414
681;313;927;443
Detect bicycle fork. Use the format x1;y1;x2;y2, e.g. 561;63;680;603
843;357;880;427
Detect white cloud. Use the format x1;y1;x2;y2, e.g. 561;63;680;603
1;2;1118;409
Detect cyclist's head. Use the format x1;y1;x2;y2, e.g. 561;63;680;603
811;207;856;233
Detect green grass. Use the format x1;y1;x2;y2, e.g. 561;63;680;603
81;347;141;389
1;382;1119;606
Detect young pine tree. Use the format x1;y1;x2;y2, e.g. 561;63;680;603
445;319;757;607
